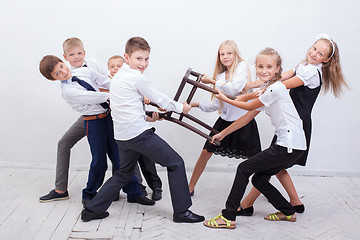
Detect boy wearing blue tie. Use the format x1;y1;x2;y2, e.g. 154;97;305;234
39;54;154;208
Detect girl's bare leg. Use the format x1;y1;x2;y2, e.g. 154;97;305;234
239;187;261;209
276;169;302;206
189;149;213;193
239;169;302;211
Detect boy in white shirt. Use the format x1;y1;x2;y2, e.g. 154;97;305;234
39;53;154;209
108;55;163;201
81;37;204;223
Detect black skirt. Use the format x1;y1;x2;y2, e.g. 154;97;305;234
204;117;261;159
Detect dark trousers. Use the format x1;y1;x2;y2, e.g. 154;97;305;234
86;128;192;214
222;144;304;220
83;114;141;200
138;154;162;190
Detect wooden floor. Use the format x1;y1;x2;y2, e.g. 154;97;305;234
0;167;359;240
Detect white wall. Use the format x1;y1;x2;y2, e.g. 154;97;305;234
0;0;359;176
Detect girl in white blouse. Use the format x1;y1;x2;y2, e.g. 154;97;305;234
188;40;261;195
204;47;305;229
238;34;348;217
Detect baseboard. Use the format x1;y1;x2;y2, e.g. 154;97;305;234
0;161;359;178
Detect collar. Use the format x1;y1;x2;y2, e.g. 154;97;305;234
68;60;87;70
304;61;322;69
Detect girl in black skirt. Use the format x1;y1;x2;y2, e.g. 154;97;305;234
188;40;261;195
204;47;306;229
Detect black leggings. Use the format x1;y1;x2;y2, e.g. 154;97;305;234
222;144;304;220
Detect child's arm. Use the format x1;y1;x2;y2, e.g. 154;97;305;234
190;102;199;108
62;84;109;105
281;69;296;81
201;74;216;85
91;71;111;90
135;75;183;114
217;62;248;96
216;90;264;111
182;102;191;114
235;91;260;102
211;110;260;143
191;99;221;113
246;80;263;89
282;75;304;89
87;59;112;89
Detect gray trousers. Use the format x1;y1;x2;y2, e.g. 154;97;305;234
55;117;85;191
86;128;192;214
54;117;159;191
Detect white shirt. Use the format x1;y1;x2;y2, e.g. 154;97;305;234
258;81;306;151
294;62;322;89
110;64;183;140
61;60;110;116
199;61;249;121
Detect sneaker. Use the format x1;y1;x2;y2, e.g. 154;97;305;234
39;189;69;203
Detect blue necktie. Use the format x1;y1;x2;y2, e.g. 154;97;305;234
72;76;109;109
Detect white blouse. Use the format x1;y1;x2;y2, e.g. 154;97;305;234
258;81;306;151
294;62;322;89
199;61;249;122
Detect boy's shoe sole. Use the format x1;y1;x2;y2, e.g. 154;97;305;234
39;189;70;203
39;196;70;203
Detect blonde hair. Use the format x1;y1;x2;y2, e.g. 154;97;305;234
211;40;251;112
108;55;124;66
311;39;348;98
256;47;283;85
63;37;84;54
213;40;250;84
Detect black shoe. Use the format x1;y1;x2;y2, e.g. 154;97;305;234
81;208;109;222
152;189;162;201
82;198;91;208
236;206;254;216
173;210;205;223
190;190;194;196
294;204;305;213
39;189;69;203
127;195;155;205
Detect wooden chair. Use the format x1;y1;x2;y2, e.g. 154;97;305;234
146;68;236;146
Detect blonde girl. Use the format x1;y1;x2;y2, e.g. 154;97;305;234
188;40;261;195
204;47;305;229
238;34;348;216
